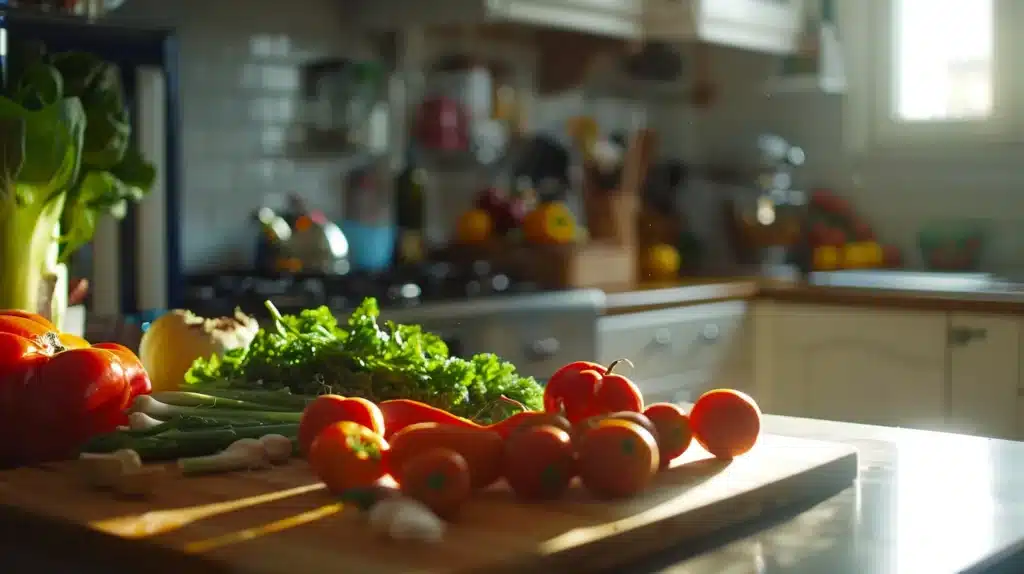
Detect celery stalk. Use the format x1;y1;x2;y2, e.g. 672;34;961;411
0;189;67;328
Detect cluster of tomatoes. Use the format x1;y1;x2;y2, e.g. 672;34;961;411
0;310;151;466
295;359;762;520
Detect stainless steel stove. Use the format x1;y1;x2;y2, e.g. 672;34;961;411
183;260;542;317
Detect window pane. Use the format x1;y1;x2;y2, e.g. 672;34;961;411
893;0;993;121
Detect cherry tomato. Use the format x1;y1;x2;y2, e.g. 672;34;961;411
92;342;152;401
578;419;659;499
396;447;471;518
689;389;761;459
309;421;389;494
642;403;693;469
574;411;659;444
21;348;131;462
299;395;385;456
0;310;56;332
503;424;575;501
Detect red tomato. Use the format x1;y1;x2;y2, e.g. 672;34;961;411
503;424;576;501
642;403;693;469
543;360;606;421
0;333;47;465
309;421;389;494
592;359;644;414
20;348;131;462
92;342;152;401
851;219;875;241
689;389;761;459
543;359;643;422
578;419;659;499
396;447;472;518
299;395;385;456
0;310;56;332
0;316;49;341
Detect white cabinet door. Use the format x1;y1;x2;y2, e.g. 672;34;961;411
769;305;948;429
949;314;1019;440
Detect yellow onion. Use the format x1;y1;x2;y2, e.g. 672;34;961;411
138;309;259;392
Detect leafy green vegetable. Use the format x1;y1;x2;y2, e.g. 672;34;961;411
0;41;156;320
186;298;544;423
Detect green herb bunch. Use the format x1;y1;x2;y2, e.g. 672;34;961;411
186;298;545;423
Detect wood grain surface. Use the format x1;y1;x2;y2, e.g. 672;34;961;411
0;435;856;574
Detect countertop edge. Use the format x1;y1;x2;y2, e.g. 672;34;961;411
602;279;1024;315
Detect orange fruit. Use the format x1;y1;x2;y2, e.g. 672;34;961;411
455;209;493;244
522;202;576;245
642;243;681;280
689;389;761;459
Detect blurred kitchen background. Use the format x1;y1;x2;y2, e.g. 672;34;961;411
6;0;1020;419
7;0;1002;307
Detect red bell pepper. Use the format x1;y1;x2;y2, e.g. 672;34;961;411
543;359;644;422
0;332;132;465
379;399;481;439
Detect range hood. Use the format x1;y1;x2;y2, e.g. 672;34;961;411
354;0;804;54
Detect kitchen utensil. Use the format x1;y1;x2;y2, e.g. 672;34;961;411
253;196;350;275
344;221;396;272
918;218;989;272
0;435;856;573
414;96;470;152
691;44;717;109
343;159;396;272
301;59;386;149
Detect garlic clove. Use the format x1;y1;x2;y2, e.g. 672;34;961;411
115;466;166;498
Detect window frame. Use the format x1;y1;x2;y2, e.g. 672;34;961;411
843;0;1021;157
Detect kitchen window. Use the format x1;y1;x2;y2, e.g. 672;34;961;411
850;0;1018;153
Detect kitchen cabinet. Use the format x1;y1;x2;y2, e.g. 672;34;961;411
762;304;948;430
759;303;1024;439
598;301;751;403
353;0;803;52
642;0;804;54
949;314;1019;439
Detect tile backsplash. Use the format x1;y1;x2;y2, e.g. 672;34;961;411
111;0;679;273
113;0;376;272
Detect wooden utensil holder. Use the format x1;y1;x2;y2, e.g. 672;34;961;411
448;131;652;289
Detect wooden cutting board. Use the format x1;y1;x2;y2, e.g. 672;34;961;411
0;434;856;574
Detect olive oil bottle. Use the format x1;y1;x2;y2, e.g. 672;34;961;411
393;149;428;266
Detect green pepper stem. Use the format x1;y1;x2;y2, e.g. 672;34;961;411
605;358;634;375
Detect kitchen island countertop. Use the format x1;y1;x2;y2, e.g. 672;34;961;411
631;412;1024;574
604;273;1024;315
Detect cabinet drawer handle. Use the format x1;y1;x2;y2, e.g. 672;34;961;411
701;324;720;342
653;328;672;346
948;327;987;347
